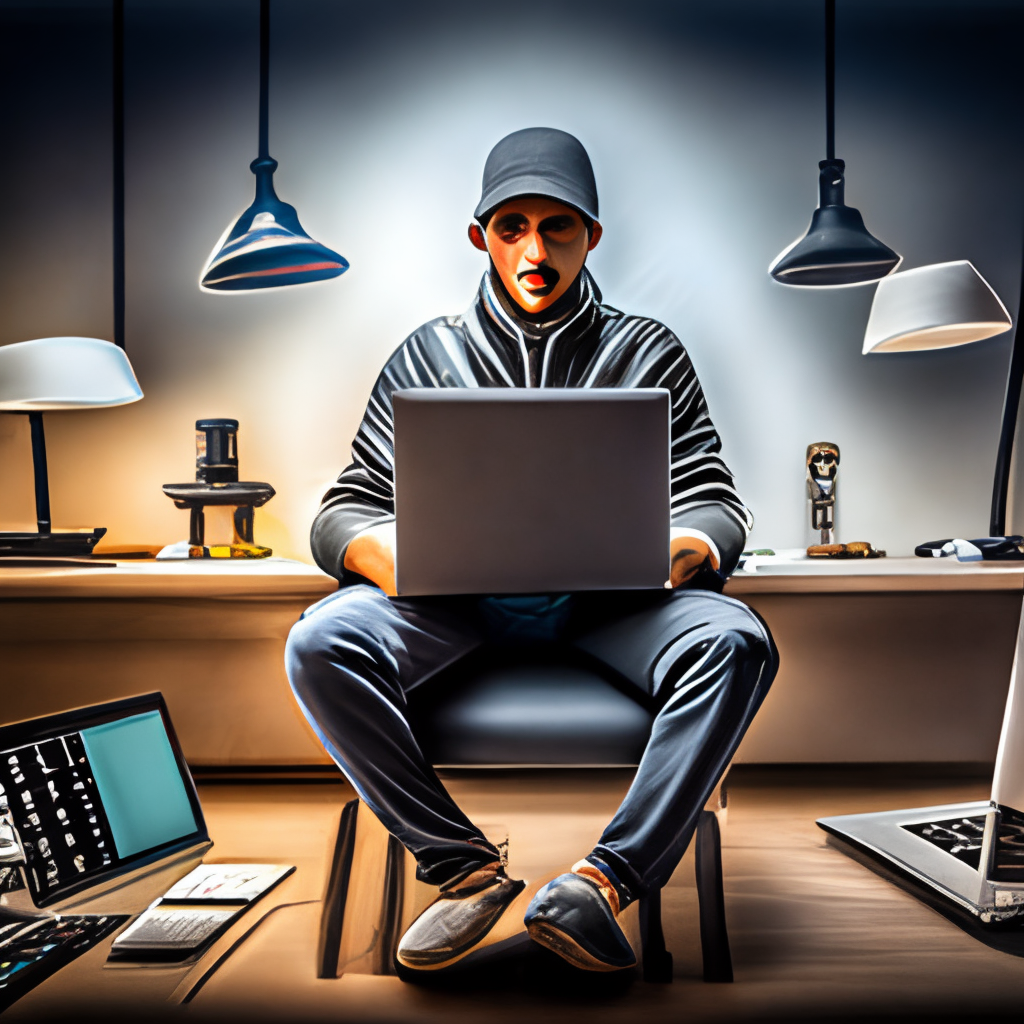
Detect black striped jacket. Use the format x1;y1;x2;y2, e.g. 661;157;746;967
311;270;752;581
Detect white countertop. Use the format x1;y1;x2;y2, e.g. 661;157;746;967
0;552;1019;599
725;551;1024;594
0;557;339;600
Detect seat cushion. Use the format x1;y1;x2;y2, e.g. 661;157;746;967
411;661;653;766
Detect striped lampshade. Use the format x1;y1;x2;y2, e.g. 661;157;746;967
200;158;349;293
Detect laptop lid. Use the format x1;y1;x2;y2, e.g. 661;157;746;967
0;693;208;908
992;601;1024;816
393;388;670;596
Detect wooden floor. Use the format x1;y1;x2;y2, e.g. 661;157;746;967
12;768;1024;1022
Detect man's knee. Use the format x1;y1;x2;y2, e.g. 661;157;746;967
658;597;777;699
285;586;396;698
714;605;778;694
723;622;774;669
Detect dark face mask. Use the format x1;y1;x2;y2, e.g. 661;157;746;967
490;264;585;325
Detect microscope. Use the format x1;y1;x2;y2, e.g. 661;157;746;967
162;419;275;558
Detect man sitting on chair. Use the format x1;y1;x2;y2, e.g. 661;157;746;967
286;127;778;974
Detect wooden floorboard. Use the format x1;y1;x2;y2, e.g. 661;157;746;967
12;769;1024;1022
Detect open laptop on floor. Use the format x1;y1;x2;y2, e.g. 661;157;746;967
0;694;294;1010
0;694;210;1007
818;608;1024;924
392;388;671;596
0;692;210;913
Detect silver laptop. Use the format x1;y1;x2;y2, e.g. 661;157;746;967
818;607;1024;925
393;388;670;596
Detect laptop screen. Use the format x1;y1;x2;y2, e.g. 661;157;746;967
0;694;207;907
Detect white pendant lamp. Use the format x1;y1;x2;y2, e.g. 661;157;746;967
863;260;1011;355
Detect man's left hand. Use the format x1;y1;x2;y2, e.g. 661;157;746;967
668;535;716;589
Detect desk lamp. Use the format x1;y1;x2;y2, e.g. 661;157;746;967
769;0;900;286
200;0;348;292
817;259;1024;927
863;260;1016;544
0;337;143;556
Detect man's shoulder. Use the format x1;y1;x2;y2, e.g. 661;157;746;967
594;302;683;348
407;313;467;340
381;314;466;361
371;313;476;391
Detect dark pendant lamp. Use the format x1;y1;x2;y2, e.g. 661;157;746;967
769;0;901;286
200;0;348;292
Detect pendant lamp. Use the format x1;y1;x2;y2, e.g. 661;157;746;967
769;0;900;287
863;261;1011;355
200;0;348;292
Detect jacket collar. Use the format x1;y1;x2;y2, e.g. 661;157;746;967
473;268;601;387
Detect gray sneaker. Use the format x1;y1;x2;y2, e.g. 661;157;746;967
396;868;526;970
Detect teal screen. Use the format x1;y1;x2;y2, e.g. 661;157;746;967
81;711;198;859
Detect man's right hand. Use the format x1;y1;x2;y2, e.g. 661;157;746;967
343;522;397;595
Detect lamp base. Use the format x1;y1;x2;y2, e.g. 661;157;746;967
0;528;107;558
187;542;272;559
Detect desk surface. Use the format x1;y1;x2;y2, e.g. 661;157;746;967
0;554;1019;599
0;557;339;600
725;554;1024;594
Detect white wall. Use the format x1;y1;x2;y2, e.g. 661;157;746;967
2;0;1022;560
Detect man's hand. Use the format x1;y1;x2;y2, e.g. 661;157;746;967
668;534;717;589
344;522;397;595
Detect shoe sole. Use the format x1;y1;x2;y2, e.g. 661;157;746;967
396;879;526;971
526;920;635;972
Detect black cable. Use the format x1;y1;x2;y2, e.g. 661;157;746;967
112;0;125;349
179;899;318;1004
258;0;270;159
825;0;835;161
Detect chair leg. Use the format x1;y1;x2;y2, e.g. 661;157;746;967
639;888;673;982
317;799;360;979
374;832;407;975
695;809;733;982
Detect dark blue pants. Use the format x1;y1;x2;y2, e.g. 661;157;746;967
285;585;777;901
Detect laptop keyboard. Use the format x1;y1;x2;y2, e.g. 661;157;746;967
0;912;126;1010
902;815;986;869
902;808;1024;880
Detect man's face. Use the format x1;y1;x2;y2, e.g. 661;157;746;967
470;197;601;314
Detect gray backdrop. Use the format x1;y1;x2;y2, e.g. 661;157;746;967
0;0;1021;558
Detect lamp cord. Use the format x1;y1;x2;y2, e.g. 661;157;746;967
112;0;125;350
825;0;835;162
990;240;1024;536
258;0;270;160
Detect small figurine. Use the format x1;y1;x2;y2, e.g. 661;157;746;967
806;441;840;545
805;441;884;558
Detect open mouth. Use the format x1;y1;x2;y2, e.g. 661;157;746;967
517;265;560;296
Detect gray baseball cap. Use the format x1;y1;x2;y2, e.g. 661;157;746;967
474;127;599;224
